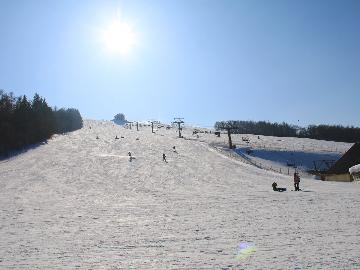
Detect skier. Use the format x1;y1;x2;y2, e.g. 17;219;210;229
294;172;300;191
163;153;167;162
173;146;177;153
128;152;133;162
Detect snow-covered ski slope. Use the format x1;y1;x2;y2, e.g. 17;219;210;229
1;120;359;269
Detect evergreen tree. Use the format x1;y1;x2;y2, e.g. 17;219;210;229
0;90;83;156
114;113;126;122
215;120;359;142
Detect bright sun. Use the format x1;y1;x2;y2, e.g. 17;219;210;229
101;19;136;55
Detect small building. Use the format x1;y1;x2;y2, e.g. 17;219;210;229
349;164;360;181
322;143;360;182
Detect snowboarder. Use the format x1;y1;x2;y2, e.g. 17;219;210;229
163;153;167;162
294;172;300;191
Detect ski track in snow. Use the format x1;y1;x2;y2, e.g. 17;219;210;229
0;120;359;269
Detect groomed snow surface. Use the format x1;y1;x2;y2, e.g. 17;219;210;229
0;120;359;269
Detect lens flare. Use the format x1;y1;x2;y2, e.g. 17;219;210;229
236;242;256;261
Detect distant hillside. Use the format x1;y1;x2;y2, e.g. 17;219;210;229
215;120;360;143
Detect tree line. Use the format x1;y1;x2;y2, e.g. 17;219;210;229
215;120;360;143
0;90;83;156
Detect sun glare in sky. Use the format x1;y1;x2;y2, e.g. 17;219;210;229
101;19;136;55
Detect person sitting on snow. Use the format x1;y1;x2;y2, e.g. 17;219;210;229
272;182;286;192
272;182;278;191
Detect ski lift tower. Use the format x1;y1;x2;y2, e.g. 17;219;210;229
173;117;184;138
218;123;236;149
149;119;156;133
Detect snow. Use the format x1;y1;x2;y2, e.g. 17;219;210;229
234;147;341;171
349;164;360;174
190;131;352;175
0;120;359;269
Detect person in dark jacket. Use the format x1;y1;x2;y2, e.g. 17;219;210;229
272;182;286;192
294;172;300;191
272;182;278;191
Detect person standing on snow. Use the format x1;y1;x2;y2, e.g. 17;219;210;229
294;172;300;191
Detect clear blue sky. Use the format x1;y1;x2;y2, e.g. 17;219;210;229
1;0;359;128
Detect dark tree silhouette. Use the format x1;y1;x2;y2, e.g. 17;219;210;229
215;120;360;143
114;113;126;122
0;90;83;156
